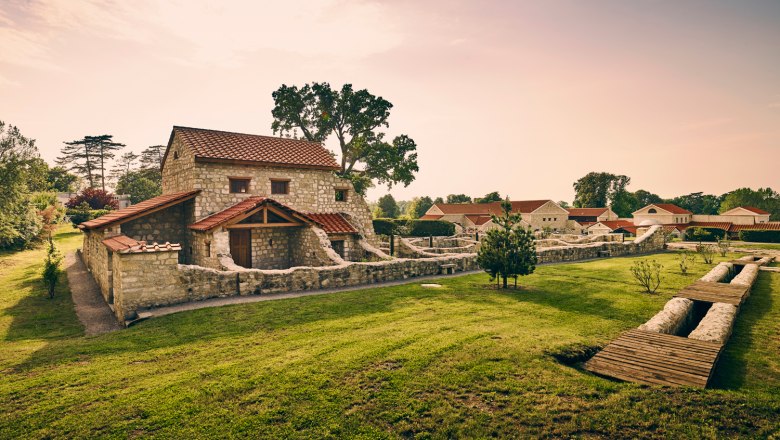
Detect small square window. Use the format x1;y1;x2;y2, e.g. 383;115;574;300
229;178;250;193
271;179;289;195
335;189;348;202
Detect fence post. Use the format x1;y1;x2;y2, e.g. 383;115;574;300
429;234;433;248
389;233;394;256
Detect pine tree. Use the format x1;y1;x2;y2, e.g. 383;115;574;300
476;199;537;289
57;137;97;188
140;144;165;170
110;151;139;184
91;135;125;191
42;235;63;299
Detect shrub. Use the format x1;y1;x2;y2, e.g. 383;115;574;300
685;227;725;242
66;207;110;226
717;239;730;257
372;219;454;237
477;201;536;289
0;204;43;250
66;188;118;210
404;220;455;237
630;259;662;294
372;218;397;236
739;230;780;243
696;243;716;264
42;236;63;299
679;250;692;275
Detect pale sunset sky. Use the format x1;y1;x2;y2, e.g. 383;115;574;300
1;0;778;203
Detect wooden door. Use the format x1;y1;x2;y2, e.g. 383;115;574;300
230;229;252;268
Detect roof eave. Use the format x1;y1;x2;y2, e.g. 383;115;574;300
195;156;340;171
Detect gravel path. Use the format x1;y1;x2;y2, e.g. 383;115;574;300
65;252;123;335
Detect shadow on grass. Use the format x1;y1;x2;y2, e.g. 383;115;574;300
710;273;774;389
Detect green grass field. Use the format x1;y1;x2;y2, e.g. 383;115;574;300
1;227;779;438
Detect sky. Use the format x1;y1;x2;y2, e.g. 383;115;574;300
1;0;779;203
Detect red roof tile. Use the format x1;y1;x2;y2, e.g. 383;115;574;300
189;197;316;231
652;204;692;215
687;221;733;231
566;207;608;217
169;126;339;170
739;206;770;215
432;200;552;216
79;190;199;230
589;220;634;230
306;213;358;234
729;222;780;232
465;215;493;226
420;214;443;220
102;235;141;252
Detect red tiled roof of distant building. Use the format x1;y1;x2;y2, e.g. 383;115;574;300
566;207;608;217
465;215;493;226
420;214;443;220
739;206;770;215
729;222;780;232
687;221;733;231
433;200;551;216
79;190;199;230
169;126;340;170
653;204;692;215
594;220;635;230
306;213;358;234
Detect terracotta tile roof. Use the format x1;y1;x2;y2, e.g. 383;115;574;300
652;203;692;215
566;207;608;217
578;221;597;227
189;197;316;231
433;200;552;216
420;214;443;220
170;126;339;170
589;220;634;231
739;206;770;215
729;222;780;232
620;226;640;234
306;213;358;234
687;221;733;231
465;215;493;226
102;235;141;252
79;190;199;230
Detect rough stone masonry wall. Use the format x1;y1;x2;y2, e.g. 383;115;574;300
112;250;186;321
250;228;292;269
120;201;194;263
535;225;665;264
189;162;375;243
161;135;196;194
82;229;112;303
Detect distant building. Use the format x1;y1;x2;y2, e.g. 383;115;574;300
423;200;571;232
631;203;778;238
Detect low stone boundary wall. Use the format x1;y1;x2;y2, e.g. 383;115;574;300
537;226;664;264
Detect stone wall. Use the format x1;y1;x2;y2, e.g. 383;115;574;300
82;229;113;303
161;135;195;194
536;226;665;264
121;201;195;263
190;230;221;269
112;249;186;321
250;228;293;269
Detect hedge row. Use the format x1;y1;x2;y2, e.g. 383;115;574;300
738;230;780;243
66;208;111;226
372;218;455;237
684;227;726;242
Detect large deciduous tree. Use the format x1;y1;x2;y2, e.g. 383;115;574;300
406;196;434;219
633;189;663;208
446;194;472;204
376;194;400;218
270;82;418;195
666;192;721;215
477;199;537;289
475;191;503;204
572;172;633;217
720;187;780;220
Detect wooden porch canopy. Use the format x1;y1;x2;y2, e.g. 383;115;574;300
79;190;200;231
189;197;320;232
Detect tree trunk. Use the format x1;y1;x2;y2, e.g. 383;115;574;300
502;275;508;289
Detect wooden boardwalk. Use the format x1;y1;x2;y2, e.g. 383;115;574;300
674;280;750;305
584;329;723;388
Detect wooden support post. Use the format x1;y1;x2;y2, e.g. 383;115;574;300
389;233;394;256
429;235;433;247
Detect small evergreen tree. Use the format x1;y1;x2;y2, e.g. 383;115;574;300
477;199;537;289
42;235;63;299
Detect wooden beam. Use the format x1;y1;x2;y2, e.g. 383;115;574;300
226;223;303;229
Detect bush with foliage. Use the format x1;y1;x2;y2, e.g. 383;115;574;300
66;188;118;210
476;200;537;289
678;250;692;275
42;236;63;299
116;168;162;204
738;230;780;243
372;219;454;237
684;227;725;242
717;239;730;257
695;243;716;264
66;203;110;227
630;259;663;293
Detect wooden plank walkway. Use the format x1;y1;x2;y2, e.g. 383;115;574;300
584;329;723;388
674;280;750;305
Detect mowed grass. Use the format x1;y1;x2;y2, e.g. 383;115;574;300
1;229;779;438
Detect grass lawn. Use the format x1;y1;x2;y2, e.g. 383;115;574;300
731;242;780;251
1;228;779;438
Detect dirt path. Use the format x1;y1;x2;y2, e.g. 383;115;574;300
65;252;122;335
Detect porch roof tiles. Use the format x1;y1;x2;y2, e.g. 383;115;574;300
306;213;358;234
79;190;200;230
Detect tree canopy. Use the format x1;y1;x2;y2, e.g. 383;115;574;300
475;191;503;204
270;82;418;195
376;194;400;218
476;199;537;289
57;134;125;190
446;194;472;204
720;187;780;220
406;196;434;219
572;172;632;217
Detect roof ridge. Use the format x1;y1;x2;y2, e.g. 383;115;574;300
173;126;323;145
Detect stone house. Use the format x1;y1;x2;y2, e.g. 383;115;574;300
423;200;570;232
631;203;779;238
566;207;618;223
